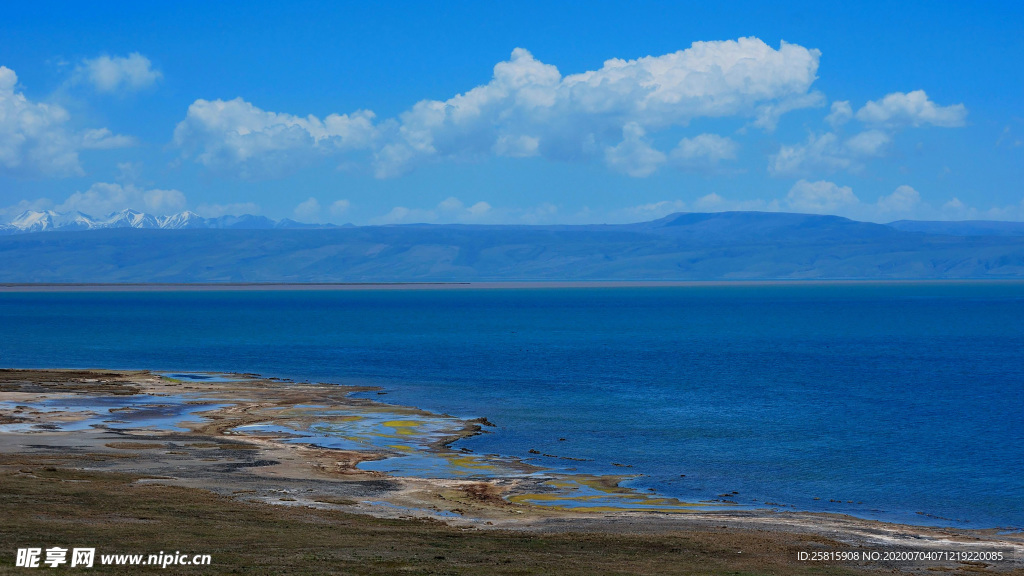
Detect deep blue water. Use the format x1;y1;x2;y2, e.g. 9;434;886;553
1;283;1022;528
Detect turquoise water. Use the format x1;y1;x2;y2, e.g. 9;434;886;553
0;283;1021;528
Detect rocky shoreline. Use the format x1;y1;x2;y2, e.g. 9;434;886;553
1;368;1020;574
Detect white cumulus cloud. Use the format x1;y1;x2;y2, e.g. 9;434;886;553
693;192;778;212
843;129;891;157
195;202;261;218
825;101;853;128
56;182;186;216
0;66;82;177
80;128;137;150
377;40;820;176
771;133;852;175
329;199;351;218
856;90;966;128
436;197;493;221
876;185;921;214
0;66;136;178
604;123;666;177
785;179;859;213
176;38;823;179
293;197;322;222
370;197;496;225
770;129;892;176
670;133;738;171
751;91;826;131
173;98;378;179
74;53;162;93
773;91;966;178
779;181;919;221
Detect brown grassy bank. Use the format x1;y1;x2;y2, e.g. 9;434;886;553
0;461;884;576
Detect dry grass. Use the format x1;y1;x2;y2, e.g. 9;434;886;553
103;442;167;450
0;464;879;576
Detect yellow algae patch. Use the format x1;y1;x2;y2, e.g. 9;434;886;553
333;415;364;423
307;414;364;423
565;475;637;494
387;444;415;452
381;420;423;435
508;493;711;513
439;454;504;473
542;475;636;494
508;475;731;513
381;420;421;428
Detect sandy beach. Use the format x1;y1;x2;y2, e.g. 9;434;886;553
0;368;1020;575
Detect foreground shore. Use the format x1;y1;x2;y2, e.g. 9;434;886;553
0;369;1019;575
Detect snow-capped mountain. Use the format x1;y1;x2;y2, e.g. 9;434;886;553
1;209;332;234
7;210;97;233
103;209;161;229
158;211;207;229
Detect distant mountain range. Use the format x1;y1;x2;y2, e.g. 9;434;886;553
0;209;337;234
1;210;1024;281
6;208;1024;239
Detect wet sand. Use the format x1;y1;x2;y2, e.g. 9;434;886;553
0;369;1020;574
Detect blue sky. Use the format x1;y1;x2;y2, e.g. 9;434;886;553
1;0;1022;224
